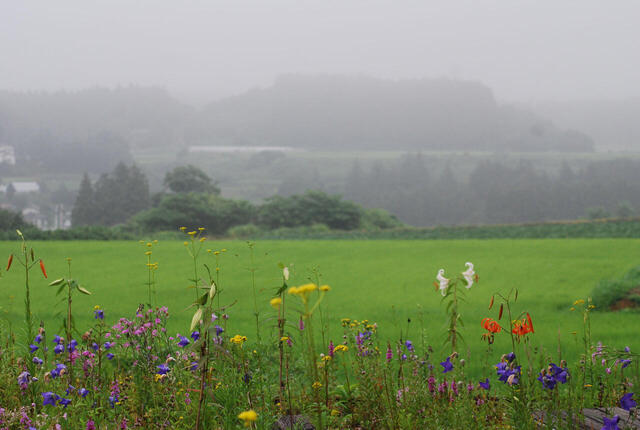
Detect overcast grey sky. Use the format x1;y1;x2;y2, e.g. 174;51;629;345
1;1;638;105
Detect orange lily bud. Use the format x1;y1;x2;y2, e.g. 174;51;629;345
6;254;13;271
39;259;47;278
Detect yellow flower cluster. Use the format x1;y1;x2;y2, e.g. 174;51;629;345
238;410;257;427
334;345;348;353
288;283;318;303
341;318;376;331
230;335;247;345
312;381;323;389
270;297;282;309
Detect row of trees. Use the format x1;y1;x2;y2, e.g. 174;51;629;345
71;164;400;233
72;163;150;226
339;155;640;226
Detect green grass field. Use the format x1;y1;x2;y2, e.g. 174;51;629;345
1;239;639;376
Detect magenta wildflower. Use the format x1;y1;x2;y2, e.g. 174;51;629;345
86;420;96;430
328;341;335;358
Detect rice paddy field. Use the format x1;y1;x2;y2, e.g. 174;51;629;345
1;238;639;379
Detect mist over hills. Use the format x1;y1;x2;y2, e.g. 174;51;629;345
533;98;640;151
201;75;593;152
0;75;598;164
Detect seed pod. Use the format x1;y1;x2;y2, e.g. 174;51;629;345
6;254;13;271
39;259;47;278
498;303;504;320
489;295;494;310
30;248;35;262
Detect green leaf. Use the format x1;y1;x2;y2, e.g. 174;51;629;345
49;278;65;287
76;285;92;295
190;308;203;332
197;292;208;306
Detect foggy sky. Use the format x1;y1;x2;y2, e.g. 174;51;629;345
2;1;639;105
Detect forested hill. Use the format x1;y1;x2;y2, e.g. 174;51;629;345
0;77;594;155
201;75;594;152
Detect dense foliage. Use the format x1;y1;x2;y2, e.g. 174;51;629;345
71;163;150;227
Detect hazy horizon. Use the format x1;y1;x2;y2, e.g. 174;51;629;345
2;1;639;106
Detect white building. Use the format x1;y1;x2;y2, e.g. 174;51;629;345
0;145;16;165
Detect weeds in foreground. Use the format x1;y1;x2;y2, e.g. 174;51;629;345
1;232;639;429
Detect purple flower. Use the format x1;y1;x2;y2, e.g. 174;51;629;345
104;342;113;350
106;353;115;360
620;392;636;411
94;309;104;320
29;344;38;354
42;391;59;406
211;313;218;322
479;378;490;390
505;352;516;362
214;325;224;336
33;357;43;365
68;339;78;352
79;388;90;398
190;362;198;371
405;340;414;352
602;415;620;430
59;397;71;408
91;342;99;351
440;357;454;373
328;341;335;358
496;362;521;386
401;354;407;361
34;334;42;343
53;335;63;344
54;344;64;354
386;345;393;362
50;363;66;379
86;420;96;430
18;371;31;387
619;359;632;369
299;318;305;330
66;385;75;395
190;331;200;341
177;335;190;347
156;364;170;375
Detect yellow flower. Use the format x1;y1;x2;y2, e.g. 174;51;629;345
288;283;318;304
145;251;152;256
573;299;585;306
199;237;206;242
312;381;322;389
331;409;340;416
183;241;189;246
270;297;282;309
238;410;258;427
319;285;330;292
188;231;197;236
179;226;187;231
322;355;332;361
214;250;220;255
94;305;101;310
570;307;575;311
198;227;205;231
230;335;248;345
334;345;348;353
280;336;290;343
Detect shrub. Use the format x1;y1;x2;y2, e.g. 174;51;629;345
591;265;640;310
227;223;262;239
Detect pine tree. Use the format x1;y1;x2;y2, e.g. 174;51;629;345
71;173;95;226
